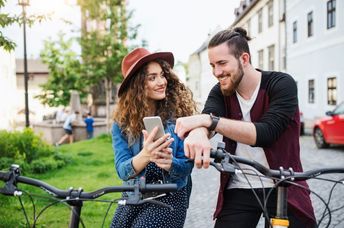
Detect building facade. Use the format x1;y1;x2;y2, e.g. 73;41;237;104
187;0;343;129
187;0;287;108
186;29;220;108
286;0;344;126
0;48;17;129
231;0;286;72
15;59;53;125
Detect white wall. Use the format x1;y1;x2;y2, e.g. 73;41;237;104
199;49;218;109
0;48;18;130
287;0;344;121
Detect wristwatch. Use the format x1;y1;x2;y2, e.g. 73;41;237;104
208;113;220;132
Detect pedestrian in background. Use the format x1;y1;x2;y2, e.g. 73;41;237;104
56;110;79;146
84;112;94;139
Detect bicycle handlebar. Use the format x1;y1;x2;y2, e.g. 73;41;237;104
0;164;177;199
210;147;344;181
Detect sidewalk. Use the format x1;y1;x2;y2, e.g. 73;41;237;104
184;167;219;228
184;134;220;228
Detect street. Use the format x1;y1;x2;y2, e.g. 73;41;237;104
184;135;344;228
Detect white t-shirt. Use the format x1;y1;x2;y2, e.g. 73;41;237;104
228;80;274;189
63;113;76;131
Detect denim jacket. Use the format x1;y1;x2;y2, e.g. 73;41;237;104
111;121;194;190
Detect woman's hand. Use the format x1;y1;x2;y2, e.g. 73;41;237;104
150;147;173;171
142;127;174;160
132;127;173;174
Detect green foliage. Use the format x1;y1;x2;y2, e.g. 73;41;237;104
0;0;48;51
36;33;87;107
0;135;121;227
78;0;132;85
0;128;70;173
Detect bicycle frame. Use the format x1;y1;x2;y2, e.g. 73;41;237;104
0;164;177;228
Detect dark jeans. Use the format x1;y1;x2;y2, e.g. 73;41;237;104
214;188;312;228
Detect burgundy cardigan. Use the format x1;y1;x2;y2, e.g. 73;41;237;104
203;71;316;227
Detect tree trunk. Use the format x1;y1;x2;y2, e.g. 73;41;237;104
104;78;112;132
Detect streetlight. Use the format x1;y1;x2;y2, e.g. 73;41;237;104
18;0;30;127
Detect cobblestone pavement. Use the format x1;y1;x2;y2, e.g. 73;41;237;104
184;135;344;228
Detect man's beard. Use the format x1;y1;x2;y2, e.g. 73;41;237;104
221;61;244;96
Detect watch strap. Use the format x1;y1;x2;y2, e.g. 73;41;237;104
208;113;220;132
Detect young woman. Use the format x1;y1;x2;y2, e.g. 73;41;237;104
111;48;197;228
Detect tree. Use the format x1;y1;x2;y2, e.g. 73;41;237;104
36;33;86;107
35;0;142;128
0;0;46;51
78;0;139;130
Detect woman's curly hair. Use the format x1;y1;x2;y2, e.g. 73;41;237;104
113;59;197;143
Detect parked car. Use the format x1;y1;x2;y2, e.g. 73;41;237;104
313;102;344;148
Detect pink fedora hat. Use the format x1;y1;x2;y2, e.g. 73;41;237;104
118;48;174;97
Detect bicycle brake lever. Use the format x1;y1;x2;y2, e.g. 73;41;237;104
0;165;22;196
210;160;238;174
221;160;239;174
141;198;174;211
210;161;224;172
118;194;174;210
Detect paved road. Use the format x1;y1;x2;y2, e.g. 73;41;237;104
184;135;344;228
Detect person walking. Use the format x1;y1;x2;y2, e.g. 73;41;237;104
56;110;79;146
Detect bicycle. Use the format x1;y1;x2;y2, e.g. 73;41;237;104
0;164;177;228
209;142;344;228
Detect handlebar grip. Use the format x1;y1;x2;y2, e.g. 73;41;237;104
210;149;226;160
0;171;10;181
142;184;177;193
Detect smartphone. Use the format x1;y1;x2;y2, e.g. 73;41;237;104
143;116;165;141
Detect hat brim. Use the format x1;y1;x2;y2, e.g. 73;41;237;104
118;52;174;97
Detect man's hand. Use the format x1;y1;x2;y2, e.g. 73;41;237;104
175;114;211;139
183;128;212;169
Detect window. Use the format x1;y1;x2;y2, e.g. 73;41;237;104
308;79;315;103
307;11;313;37
292;21;297;43
268;0;274;27
268;45;275;70
258;49;264;69
327;77;337;105
258;9;263;33
327;0;336;29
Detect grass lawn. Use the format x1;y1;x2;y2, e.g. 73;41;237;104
0;134;122;228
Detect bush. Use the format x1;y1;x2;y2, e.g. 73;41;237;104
0;128;70;173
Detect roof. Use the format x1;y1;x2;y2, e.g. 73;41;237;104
191;26;223;56
231;0;260;27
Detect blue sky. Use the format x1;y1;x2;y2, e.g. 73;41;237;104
3;0;240;63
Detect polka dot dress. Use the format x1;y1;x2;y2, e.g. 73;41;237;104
111;162;189;228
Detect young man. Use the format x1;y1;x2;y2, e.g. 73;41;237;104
175;27;316;227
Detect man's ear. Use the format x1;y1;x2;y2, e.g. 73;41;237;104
241;52;250;65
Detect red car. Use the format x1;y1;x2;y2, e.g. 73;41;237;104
313;102;344;148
